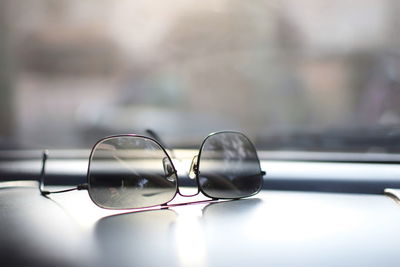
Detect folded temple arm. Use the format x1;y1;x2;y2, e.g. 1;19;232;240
39;150;88;196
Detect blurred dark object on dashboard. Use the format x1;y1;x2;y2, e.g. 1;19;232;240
256;125;400;153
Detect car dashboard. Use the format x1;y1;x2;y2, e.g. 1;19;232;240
0;150;400;267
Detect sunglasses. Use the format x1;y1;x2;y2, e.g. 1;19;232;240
39;131;265;209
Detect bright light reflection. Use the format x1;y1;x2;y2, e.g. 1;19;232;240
174;207;207;267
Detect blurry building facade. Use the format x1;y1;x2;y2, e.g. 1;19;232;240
1;0;400;148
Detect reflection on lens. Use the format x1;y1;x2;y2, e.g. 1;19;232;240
88;136;177;209
197;132;263;199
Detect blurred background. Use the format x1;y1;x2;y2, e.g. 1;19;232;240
1;0;400;151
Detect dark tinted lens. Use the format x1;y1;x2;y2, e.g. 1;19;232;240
88;136;177;209
197;132;263;199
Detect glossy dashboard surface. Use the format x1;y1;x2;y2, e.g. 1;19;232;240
0;184;399;267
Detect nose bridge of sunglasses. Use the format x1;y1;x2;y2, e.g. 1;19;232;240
188;155;198;179
162;157;176;182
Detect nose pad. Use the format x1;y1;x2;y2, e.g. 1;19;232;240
188;155;198;179
163;157;176;182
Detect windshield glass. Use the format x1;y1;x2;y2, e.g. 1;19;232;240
1;0;400;152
